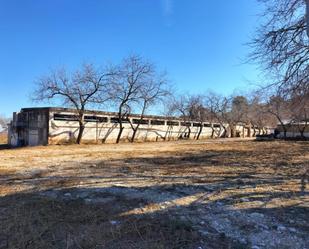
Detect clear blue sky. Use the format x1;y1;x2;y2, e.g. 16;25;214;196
0;0;263;117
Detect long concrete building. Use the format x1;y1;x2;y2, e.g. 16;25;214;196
277;122;309;138
8;107;260;146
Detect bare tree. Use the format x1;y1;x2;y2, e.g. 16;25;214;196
169;95;193;139
266;94;293;138
109;55;155;143
250;0;309;97
204;92;221;138
204;92;230;138
246;95;275;136
231;96;249;122
245;96;258;136
129;72;170;143
290;93;309;138
297;0;309;37
0;115;9;132
186;95;208;140
227;95;250;137
33;64;110;144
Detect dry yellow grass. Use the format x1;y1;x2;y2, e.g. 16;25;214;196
0;132;7;144
0;139;308;248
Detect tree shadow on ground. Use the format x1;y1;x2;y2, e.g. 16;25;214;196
0;183;308;249
2;148;307;195
0;146;308;249
0;144;9;150
0;186;232;249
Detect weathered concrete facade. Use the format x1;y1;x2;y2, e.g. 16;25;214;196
8;108;49;146
8;107;258;146
277;123;309;138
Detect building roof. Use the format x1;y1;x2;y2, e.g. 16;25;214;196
20;107;184;121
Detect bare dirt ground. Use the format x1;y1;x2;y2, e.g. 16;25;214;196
0;139;308;249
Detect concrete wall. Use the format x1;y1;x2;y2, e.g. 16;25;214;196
48;110;224;144
277;124;309;138
9;107;263;146
278;132;309;138
8;109;49;146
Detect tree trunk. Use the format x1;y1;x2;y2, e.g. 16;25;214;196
300;129;305;138
230;125;236;138
298;123;307;139
130;102;147;143
303;123;308;139
187;127;191;139
131;126;139;143
196;126;203;140
283;127;287;139
253;126;256;137
248;124;252;137
222;126;227;138
116;124;124;144
116;117;124;144
211;127;215;138
76;121;85;144
164;126;171;141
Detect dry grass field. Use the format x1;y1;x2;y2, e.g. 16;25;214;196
0;139;308;249
0;133;7;145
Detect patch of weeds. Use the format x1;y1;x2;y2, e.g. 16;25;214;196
0;193;203;249
119;166;131;173
168;218;193;232
231;241;251;249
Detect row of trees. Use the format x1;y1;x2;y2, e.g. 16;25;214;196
34;55;170;144
35;55;277;144
247;0;309;139
169;91;309;140
4;0;309;144
265;93;309;138
28;0;309;144
34;54;308;144
168;93;274;139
